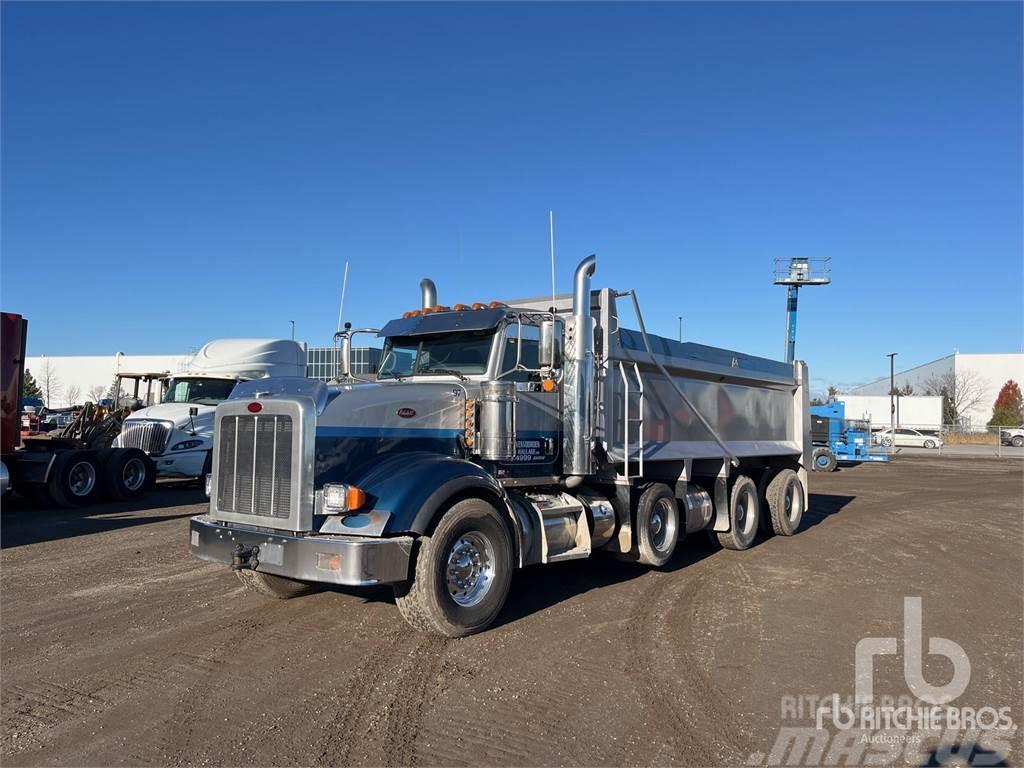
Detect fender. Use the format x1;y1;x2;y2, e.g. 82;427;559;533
349;451;512;539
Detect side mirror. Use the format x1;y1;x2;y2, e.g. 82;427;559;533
189;406;199;417
539;319;563;368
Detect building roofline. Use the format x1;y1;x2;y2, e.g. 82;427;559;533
852;353;956;391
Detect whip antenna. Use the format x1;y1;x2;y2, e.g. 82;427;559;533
336;261;349;335
549;210;556;311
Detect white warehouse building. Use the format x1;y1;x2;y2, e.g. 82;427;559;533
24;345;382;408
849;352;1024;430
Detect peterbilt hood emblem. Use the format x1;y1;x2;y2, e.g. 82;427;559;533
397;407;416;418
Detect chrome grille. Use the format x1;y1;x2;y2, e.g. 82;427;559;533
216;414;293;520
119;420;171;454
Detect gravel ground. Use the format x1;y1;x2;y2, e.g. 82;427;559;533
1;458;1021;767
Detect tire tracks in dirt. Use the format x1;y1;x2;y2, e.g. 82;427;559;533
313;624;449;767
627;554;764;765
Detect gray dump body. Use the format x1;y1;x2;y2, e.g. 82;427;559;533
512;287;809;469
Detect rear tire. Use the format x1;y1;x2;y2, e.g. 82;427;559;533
716;475;760;551
101;448;154;500
812;447;837;473
635;483;680;566
47;451;101;507
236;569;315;599
394;497;513;637
765;469;804;536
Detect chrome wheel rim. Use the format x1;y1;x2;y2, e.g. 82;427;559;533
650;498;677;553
446;531;495;608
736;487;756;534
122;458;146;491
68;461;96;497
785;478;803;524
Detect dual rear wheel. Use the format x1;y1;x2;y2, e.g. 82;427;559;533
19;448;154;507
718;469;806;550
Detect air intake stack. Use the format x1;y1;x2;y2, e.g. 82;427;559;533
563;255;597;480
420;278;437;310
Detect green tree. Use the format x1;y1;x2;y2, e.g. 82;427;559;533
23;369;43;400
988;380;1023;427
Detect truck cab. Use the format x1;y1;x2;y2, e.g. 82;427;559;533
115;339;306;480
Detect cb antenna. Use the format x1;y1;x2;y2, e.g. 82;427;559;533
548;210;556;312
336;260;350;335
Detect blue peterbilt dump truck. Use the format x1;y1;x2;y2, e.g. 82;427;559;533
190;256;811;636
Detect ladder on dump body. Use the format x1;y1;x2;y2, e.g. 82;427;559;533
618;361;645;479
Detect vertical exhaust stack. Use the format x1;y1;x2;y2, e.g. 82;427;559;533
564;255;597;481
420;279;437;310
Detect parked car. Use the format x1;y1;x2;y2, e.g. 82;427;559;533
40;413;75;432
874;427;942;449
999;427;1024;448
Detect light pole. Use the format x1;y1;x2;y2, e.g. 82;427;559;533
887;352;898;453
678;316;683;342
289;320;295;341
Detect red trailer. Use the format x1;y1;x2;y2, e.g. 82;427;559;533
1;312;156;506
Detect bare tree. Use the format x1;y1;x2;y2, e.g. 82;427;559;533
65;384;82;407
38;359;61;409
922;369;989;426
88;384;107;403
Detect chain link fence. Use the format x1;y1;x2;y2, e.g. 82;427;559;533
937;424;1024;457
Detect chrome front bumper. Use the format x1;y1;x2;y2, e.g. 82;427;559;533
189;515;413;586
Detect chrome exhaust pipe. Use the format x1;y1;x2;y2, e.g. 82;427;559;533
564;255;597;477
573;254;596;318
420;278;437;309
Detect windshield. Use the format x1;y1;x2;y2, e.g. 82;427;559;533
378;332;494;379
162;377;237;406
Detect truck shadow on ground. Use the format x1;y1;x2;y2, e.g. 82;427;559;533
798;492;856;532
0;483;205;549
328;491;857;628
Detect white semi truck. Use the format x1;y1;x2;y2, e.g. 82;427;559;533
190;256;811;636
116;339;305;480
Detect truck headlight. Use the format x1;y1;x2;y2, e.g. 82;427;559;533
171;439;203;451
322;483;366;514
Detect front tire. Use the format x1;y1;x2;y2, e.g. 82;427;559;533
923;439;936;449
1013;436;1024;448
717;475;760;550
394;497;513;638
812;447;837;472
236;569;315;599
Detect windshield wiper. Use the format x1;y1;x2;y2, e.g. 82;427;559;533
418;367;468;382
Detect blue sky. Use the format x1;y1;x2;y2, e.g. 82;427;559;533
2;1;1021;393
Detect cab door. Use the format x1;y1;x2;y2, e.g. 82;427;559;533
495;322;561;476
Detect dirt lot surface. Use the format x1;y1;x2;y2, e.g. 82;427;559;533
2;458;1022;767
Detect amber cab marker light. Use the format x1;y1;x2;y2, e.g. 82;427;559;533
542;379;558;393
346;486;366;511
